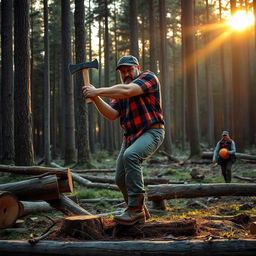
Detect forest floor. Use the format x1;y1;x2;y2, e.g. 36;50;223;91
1;151;256;242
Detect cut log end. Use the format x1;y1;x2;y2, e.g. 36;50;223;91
0;191;21;228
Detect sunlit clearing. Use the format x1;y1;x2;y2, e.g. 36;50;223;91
227;10;254;31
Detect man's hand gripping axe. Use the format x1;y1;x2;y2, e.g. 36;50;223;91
69;59;99;103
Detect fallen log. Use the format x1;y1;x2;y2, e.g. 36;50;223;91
234;175;256;182
202;152;256;161
0;175;61;201
147;183;256;201
0;164;68;177
47;194;91;216
0;191;21;228
72;173;119;191
19;201;53;216
79;174;170;185
0;239;256;256
159;150;183;164
72;168;115;173
0;165;73;193
79;198;124;204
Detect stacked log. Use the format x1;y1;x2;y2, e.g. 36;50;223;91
0;191;21;228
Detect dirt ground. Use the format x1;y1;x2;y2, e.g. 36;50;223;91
1;158;256;242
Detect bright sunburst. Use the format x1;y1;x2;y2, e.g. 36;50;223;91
227;10;255;31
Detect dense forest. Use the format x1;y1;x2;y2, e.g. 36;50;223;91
0;0;255;167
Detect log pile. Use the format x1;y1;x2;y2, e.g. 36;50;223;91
0;165;92;228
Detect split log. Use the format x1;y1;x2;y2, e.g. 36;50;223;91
0;191;21;228
202;151;256;161
0;165;73;193
147;183;256;201
1;239;256;256
0;175;61;201
79;174;170;185
72;173;119;191
60;215;105;240
47;194;91;216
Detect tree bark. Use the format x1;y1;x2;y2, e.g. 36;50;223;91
74;0;91;165
19;201;53;216
181;0;201;157
61;0;76;164
147;183;256;201
43;0;51;165
1;0;14;164
14;0;34;166
0;239;256;256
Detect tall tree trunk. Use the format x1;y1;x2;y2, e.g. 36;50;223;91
219;0;231;133
103;0;113;151
159;0;172;153
129;0;139;58
43;0;51;165
61;0;76;164
14;0;34;165
204;0;214;146
181;0;201;158
230;0;246;151
74;0;91;166
1;0;14;164
88;0;96;153
149;0;157;74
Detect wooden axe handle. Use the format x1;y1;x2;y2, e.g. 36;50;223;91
82;68;93;104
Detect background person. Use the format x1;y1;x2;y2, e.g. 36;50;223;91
212;131;236;183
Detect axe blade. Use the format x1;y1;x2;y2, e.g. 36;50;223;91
69;59;99;74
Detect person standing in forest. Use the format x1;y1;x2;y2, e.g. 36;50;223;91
212;131;236;183
82;55;165;225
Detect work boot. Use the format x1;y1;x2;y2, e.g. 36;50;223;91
114;207;145;225
114;194;145;225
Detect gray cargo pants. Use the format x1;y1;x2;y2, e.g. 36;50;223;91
115;128;165;207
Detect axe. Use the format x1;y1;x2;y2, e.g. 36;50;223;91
69;59;99;103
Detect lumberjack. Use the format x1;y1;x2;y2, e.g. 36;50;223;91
82;55;165;225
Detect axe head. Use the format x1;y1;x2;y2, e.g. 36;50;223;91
69;59;99;74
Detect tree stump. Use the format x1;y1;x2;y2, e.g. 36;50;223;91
60;215;105;240
0;191;21;228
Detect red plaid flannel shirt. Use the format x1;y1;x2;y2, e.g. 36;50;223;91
110;71;164;146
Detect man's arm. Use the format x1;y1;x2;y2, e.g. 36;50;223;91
83;83;143;99
92;96;119;121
